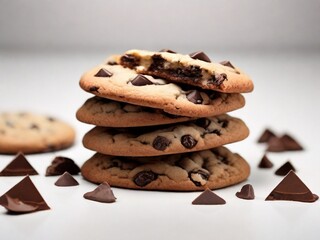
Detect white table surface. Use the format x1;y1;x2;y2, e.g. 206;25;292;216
0;50;319;240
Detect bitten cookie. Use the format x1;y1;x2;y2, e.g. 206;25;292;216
0;112;75;154
119;49;254;93
76;96;194;127
79;62;245;117
83;114;249;156
81;146;250;191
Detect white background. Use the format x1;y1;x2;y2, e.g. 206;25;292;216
1;1;320;240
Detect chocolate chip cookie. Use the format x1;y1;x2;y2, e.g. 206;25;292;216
118;49;254;93
82;114;249;156
79;62;245;117
81;146;250;191
0;112;75;154
76;96;194;127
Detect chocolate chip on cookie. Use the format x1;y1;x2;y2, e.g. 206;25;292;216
94;68;113;77
134;171;158;187
152;136;171;151
159;49;176;53
131;74;153;86
189;51;211;63
195;118;211;129
220;61;235;69
181;135;198;149
120;54;139;68
189;169;209;186
186;90;203;104
211;73;228;86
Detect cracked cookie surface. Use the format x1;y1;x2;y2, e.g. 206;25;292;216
0;112;75;154
79;62;245;117
119;49;254;93
82;114;249;156
76;96;194;127
81;146;250;191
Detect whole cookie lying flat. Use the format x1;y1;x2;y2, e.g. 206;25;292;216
0;112;75;154
76;96;194;127
81;146;250;191
79;63;245;117
83;114;249;156
119;49;254;93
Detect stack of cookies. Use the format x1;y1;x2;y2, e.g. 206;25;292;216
77;49;254;191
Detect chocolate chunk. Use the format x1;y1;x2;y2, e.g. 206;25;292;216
258;154;274;168
189;169;209;186
152;136;171;151
84;182;116;203
189;51;211;63
195;118;211;129
186;90;203;104
47;117;56;122
257;129;277;143
107;61;117;65
0;152;38;176
46;156;80;176
131;74;153;86
89;86;100;92
192;188;226;205
133;171;158;187
275;161;296;176
149;54;165;71
212;73;228;86
218;119;229;128
266;171;318;203
236;184;255;200
30;123;39;130
181;135;198;149
220;60;235;69
120;54;139;68
159;49;176;53
0;176;50;213
94;68;113;77
266;136;286;152
2;195;39;213
217;155;229;165
210;129;221;136
280;134;304;151
54;172;79;187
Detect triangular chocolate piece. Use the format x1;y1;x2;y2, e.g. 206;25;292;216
2;195;39;213
192;188;226;205
266;171;318;202
266;136;287;152
0;176;50;212
189;51;211;63
280;134;304;151
236;184;255;200
84;182;116;203
94;68;113;77
257;129;277;143
54;172;79;187
275;161;296;176
131;74;153;86
0;152;38;176
46;156;80;176
258;154;273;168
220;61;235;69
